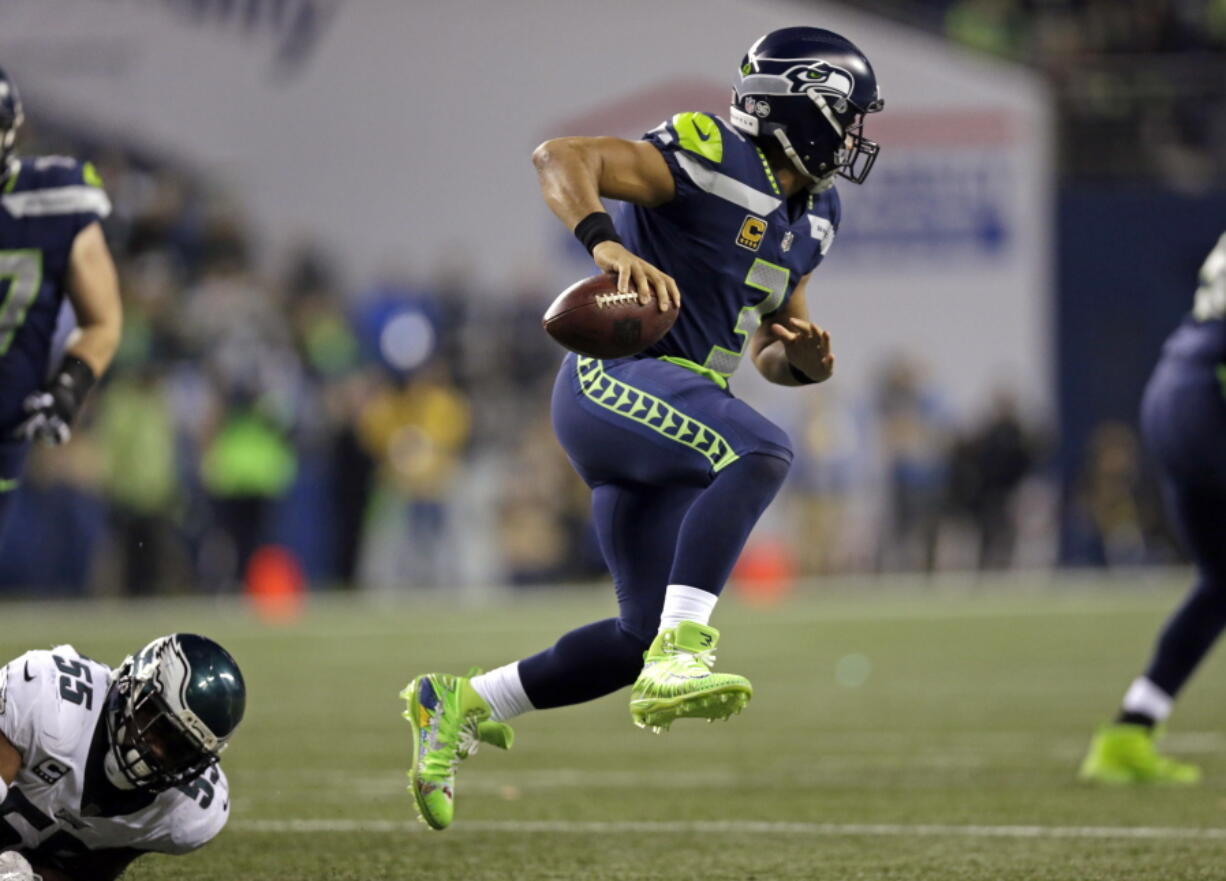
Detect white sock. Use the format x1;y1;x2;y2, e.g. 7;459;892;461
470;662;535;722
1121;676;1174;722
658;584;718;632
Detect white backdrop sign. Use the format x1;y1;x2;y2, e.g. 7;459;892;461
0;0;1052;415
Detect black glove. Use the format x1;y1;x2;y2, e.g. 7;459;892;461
14;354;96;446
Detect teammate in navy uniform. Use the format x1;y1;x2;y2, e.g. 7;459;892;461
0;68;123;546
1079;232;1226;785
400;27;883;830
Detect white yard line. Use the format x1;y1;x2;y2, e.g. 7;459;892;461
237;759;994;801
232;818;1226;840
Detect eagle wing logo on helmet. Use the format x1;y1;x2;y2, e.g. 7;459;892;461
784;62;855;112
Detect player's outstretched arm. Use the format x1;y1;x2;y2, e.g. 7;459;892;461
749;274;834;386
14;222;122;446
532;137;680;311
65;221;123;377
532;135;675;217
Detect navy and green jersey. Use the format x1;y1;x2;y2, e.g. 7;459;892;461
613;111;840;382
0;156;110;430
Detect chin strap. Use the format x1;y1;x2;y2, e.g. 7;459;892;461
103;744;138;790
771;129;838;193
806;172;838;194
810;92;845;138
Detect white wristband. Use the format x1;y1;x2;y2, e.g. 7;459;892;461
0;777;8;804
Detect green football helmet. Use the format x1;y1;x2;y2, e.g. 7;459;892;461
104;634;246;793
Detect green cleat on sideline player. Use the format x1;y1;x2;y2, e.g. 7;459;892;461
1078;723;1201;785
630;621;752;732
400;673;514;830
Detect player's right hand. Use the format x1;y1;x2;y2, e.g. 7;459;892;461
592;241;681;313
0;850;41;881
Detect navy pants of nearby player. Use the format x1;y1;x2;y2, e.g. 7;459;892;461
517;354;793;709
1138;355;1226;699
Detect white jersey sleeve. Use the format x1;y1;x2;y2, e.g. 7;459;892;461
0;652;40;755
0;646;99;761
134;765;231;855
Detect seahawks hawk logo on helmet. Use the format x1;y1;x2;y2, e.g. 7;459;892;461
784;61;855;111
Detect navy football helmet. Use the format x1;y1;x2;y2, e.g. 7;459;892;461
105;634;247;793
0;67;22;185
730;27;883;189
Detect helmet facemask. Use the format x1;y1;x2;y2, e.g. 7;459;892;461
834;113;880;185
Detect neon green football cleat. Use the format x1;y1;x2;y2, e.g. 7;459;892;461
469;719;514;753
630;621;752;733
399;673;512;830
1078;723;1201;785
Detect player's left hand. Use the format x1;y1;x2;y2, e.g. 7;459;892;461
769;318;834;384
14;390;74;446
12;355;95;446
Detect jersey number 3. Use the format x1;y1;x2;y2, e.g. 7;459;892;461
703;258;790;378
0;250;43;357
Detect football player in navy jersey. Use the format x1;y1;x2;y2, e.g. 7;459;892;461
0;67;123;547
400;27;883;830
1079;232;1226;785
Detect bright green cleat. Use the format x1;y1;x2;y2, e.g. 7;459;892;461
630;621;751;733
1078;723;1201;785
471;719;514;752
399;673;511;830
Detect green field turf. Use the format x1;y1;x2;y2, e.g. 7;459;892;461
3;572;1225;880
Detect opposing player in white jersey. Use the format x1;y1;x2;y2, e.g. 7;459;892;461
0;634;245;881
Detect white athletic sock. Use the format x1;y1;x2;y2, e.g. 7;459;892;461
470;662;535;722
1121;676;1174;723
658;584;718;632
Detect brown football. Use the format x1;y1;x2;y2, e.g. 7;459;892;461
542;274;678;359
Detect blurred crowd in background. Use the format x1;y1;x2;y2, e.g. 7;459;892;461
0;130;1172;597
5;0;1219;595
853;0;1226;187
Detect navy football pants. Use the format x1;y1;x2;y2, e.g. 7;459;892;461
517;354;792;709
1137;357;1226;699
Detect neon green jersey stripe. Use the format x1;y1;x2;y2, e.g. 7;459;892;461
576;357;740;472
754;145;781;195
